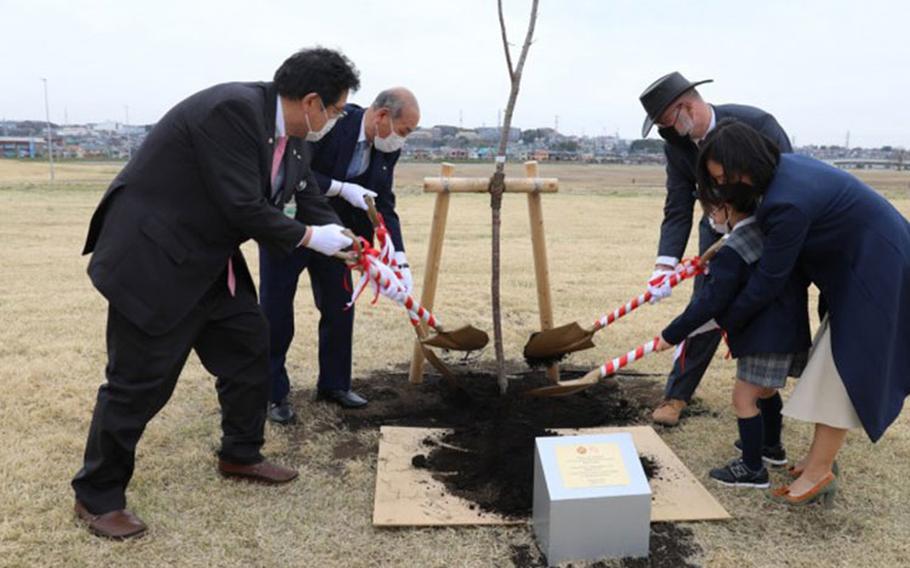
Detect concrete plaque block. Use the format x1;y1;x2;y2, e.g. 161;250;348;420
533;432;650;565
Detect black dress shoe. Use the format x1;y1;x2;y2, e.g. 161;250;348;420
267;398;296;425
316;389;368;409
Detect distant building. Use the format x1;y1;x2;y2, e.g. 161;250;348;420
531;149;549;161
475;127;521;143
91;121;121;133
0;136;45;158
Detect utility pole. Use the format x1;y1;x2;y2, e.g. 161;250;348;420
42;78;55;183
554;114;559;133
124;105;132;160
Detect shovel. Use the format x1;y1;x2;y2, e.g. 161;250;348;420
363;196;488;353
526;336;662;397
523;237;726;367
402;295;489;351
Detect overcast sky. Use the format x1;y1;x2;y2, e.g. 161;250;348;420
2;0;907;147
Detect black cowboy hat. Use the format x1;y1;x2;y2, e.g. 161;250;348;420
639;71;713;138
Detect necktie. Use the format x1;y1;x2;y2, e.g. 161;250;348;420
271;135;289;198
346;140;370;179
226;135;288;298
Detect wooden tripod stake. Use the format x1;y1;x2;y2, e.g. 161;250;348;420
408;161;560;384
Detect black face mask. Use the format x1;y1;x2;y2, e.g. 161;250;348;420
713;182;752;196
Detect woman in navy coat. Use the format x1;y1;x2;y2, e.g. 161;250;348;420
696;120;910;505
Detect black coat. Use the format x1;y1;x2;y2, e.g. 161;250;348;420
83;81;339;336
657;104;791;260
662;222;811;357
307;104;404;250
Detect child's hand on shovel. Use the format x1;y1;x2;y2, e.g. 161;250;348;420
654;335;675;352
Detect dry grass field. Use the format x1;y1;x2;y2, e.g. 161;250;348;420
1;158;909;567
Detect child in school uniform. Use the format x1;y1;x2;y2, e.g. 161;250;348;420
655;182;811;488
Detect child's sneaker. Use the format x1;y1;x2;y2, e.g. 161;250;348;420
733;439;788;466
709;458;770;488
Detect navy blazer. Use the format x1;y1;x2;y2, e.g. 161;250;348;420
719;154;910;442
662;223;811;357
657;104;791;261
304;104;405;251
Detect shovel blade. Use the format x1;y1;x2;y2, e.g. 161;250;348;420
523;322;596;360
421;325;489;351
524;367;602;397
524;383;595;397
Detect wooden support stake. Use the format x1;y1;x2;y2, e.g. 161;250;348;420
423;176;558;193
525;161;560;384
409;162;454;384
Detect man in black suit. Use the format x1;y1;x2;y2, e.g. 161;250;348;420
639;72;791;427
71;48;360;539
261;88;420;422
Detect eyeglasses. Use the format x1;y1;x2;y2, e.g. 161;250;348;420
320;99;347;120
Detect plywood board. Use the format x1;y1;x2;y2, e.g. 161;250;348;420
373;425;730;527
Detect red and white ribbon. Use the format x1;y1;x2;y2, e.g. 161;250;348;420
345;241;406;306
593;256;706;330
596;336;661;378
344;212;445;332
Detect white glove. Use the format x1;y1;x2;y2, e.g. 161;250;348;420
304;224;353;256
393;251;413;296
328;180;377;211
647;267;675;304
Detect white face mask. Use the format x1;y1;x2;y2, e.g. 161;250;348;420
304;102;338;142
374;114;406;153
675;108;695;138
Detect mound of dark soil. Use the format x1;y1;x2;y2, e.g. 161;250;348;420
341;366;663;432
333;366;665;518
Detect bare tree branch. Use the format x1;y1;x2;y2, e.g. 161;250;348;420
490;0;539;394
497;0;515;78
512;0;539;82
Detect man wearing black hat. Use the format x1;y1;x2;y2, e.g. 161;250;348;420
639;72;792;427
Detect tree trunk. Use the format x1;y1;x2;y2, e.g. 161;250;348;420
491;0;538;394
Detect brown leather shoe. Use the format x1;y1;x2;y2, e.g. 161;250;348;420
652;399;687;426
74;500;147;540
218;459;298;484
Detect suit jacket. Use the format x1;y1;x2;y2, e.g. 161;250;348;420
657;104;792;261
718;154;910;442
84;81;339;336
306;104;405;251
662;222;810;357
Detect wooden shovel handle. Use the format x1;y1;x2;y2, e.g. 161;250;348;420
699;237;726;265
365;195;381;228
332;229;361;261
